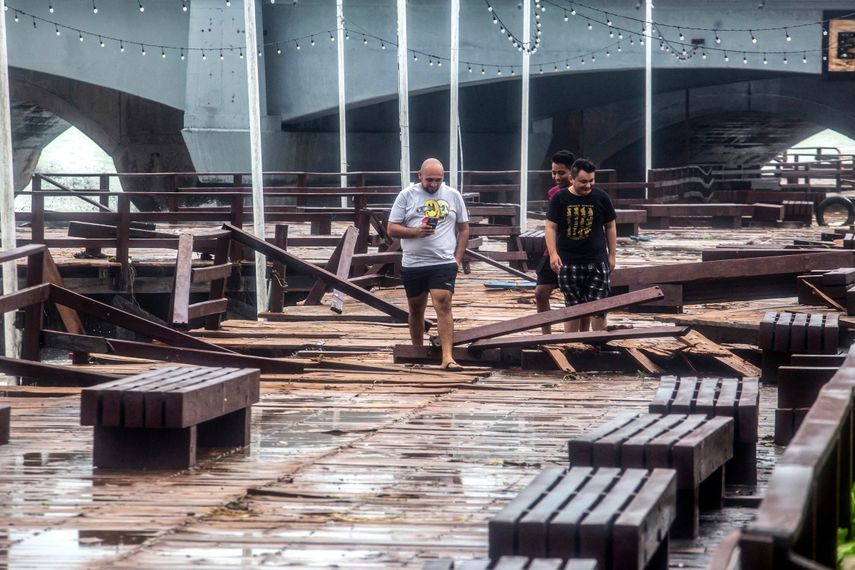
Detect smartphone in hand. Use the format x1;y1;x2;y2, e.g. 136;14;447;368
427;217;438;228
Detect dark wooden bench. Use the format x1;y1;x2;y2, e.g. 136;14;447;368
649;376;759;484
425;557;598;569
80;365;260;469
641;204;754;229
782;200;814;224
568;413;733;538
488;466;675;570
752;203;785;223
775;364;841;445
757;311;839;382
0;404;8;445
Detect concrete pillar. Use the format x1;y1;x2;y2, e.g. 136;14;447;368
182;0;280;172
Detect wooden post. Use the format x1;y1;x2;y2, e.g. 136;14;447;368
116;194;131;290
204;232;232;331
20;249;44;361
268;224;288;313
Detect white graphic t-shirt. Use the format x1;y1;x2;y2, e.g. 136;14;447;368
389;182;469;268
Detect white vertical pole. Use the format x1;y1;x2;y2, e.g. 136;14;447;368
336;0;347;207
644;0;653;196
449;0;460;190
519;0;531;232
396;0;410;188
243;0;268;314
0;0;20;358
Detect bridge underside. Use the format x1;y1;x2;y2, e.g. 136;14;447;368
8;68;855;189
287;68;855;183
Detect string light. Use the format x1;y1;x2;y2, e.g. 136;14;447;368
714;30;721;44
182;2;187;11
762;53;767;64
161;47;166;58
785;28;791;41
137;1;144;13
678;28;684;41
98;35;104;47
78;31;84;42
92;1;97;14
120;40;124;52
750;29;757;43
180;48;185;60
141;44;146;56
310;35;315;46
54;24;60;36
48;4;53;14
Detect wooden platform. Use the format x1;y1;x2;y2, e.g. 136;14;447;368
0;222;834;568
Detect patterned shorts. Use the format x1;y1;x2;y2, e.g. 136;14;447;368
557;261;611;315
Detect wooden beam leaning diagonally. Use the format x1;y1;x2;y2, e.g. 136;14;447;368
467;325;689;350
464;247;535;282
0;354;118;387
330;227;360;314
41;330;304;374
48;284;235;354
303;227;354;305
449;286;664;346
224;223;414;325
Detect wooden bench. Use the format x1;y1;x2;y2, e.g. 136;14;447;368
641;204;754;229
649;376;759;484
425;557;598;569
568;413;733;538
80;365;260;469
752;203;784;222
782;200;814;224
488;466;675;570
757;311;839;382
0;404;8;445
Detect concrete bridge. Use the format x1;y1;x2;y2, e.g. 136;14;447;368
5;0;855;190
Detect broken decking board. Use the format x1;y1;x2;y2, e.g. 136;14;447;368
448;287;664;346
466;325;689;350
224;223;418;326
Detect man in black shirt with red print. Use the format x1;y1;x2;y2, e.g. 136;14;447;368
545;158;617;332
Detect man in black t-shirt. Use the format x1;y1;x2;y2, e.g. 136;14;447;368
545;158;617;332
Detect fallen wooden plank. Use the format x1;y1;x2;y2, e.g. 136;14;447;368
0;354;118;386
41;330;304;374
466;325;689;350
622;346;665;375
678;330;761;378
449;287;664;346
542;346;576;372
613;251;855;286
48;284;234;353
464;248;534;282
799;277;846;312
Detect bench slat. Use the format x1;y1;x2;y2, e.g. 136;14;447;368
695;377;720;416
488;467;564;559
518;467;593;557
673;416;734;488
648;376;677;414
568;412;639;465
592;415;662;467
646;415;708;469
621;415;686;467
549;468;621;560
671;376;698;414
613;468;677;570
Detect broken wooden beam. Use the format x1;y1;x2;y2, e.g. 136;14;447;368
463;248;535;282
448;286;664;346
48;284;234;353
330;227;360;314
224;223;418;326
42;330;304;374
678;330;761;378
466;325;689;350
0;354;118;386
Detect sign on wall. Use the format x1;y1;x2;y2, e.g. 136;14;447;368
823;10;855;79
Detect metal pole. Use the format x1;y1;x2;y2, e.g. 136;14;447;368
519;0;531;232
243;0;268;314
336;0;348;207
644;0;653;197
396;0;410;188
0;0;20;358
449;0;460;190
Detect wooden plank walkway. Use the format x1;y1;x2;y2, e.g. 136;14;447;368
0;372;777;569
0;223;822;568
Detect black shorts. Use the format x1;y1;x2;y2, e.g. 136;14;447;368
535;256;558;286
401;262;458;297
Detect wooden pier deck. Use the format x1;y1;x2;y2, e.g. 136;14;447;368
0;223;824;568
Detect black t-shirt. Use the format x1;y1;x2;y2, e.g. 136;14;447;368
546;187;616;263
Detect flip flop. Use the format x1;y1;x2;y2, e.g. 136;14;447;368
441;362;465;372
